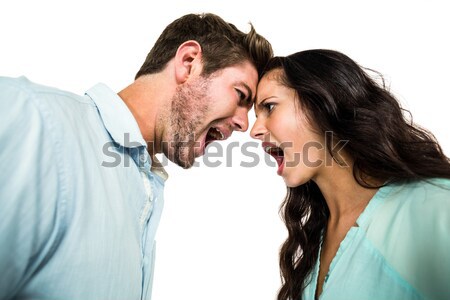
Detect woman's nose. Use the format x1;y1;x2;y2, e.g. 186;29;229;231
250;117;267;140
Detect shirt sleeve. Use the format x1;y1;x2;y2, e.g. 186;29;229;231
366;179;450;300
0;77;67;299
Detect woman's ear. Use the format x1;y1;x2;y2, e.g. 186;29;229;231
174;40;202;84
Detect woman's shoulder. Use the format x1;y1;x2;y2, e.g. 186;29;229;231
385;178;450;211
403;177;450;194
368;178;450;241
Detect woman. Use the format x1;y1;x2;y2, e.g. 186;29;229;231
251;50;450;300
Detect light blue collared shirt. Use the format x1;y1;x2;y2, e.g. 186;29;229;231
0;76;167;300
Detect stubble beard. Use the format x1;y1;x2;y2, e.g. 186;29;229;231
165;77;211;168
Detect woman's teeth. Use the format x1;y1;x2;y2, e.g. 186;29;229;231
264;146;283;156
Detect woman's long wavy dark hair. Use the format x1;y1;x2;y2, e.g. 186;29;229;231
265;50;450;300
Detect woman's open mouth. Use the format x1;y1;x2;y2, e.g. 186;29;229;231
262;142;284;175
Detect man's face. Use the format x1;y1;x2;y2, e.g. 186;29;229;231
163;61;258;168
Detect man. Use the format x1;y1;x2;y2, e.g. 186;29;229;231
0;13;273;300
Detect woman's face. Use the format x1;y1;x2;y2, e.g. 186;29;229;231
250;70;327;187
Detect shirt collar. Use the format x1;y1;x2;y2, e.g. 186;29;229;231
86;83;168;181
85;83;146;148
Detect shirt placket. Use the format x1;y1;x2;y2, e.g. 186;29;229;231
134;148;157;300
125;146;153;298
139;170;154;230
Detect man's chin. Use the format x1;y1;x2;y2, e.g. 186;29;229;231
171;154;197;169
164;146;199;169
177;160;195;169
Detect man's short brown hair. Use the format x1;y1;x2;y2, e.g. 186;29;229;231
135;13;273;79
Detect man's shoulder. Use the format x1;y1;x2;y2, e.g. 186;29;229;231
1;75;63;95
0;75;33;89
1;76;100;129
0;76;92;108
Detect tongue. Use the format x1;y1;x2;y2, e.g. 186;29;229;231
272;154;284;167
268;149;284;166
275;155;284;166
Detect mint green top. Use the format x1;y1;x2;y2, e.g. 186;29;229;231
302;178;450;300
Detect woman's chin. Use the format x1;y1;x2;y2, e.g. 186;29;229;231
283;173;309;188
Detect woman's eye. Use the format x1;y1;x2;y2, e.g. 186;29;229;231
264;103;275;113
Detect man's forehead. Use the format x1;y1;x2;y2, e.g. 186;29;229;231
228;60;258;83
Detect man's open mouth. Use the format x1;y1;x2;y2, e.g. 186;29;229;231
205;127;225;146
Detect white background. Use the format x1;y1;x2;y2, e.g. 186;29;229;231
1;1;449;299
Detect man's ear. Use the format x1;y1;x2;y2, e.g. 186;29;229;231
174;40;202;84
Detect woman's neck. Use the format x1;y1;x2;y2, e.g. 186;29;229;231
314;163;379;228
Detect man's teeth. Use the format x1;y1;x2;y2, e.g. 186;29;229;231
211;127;224;140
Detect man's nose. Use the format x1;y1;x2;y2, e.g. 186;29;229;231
231;106;249;132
